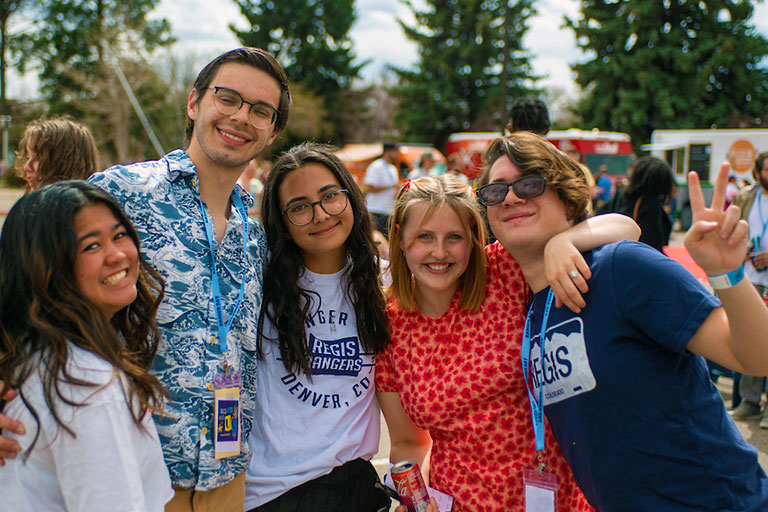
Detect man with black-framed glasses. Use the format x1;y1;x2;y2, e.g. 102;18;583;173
69;48;288;512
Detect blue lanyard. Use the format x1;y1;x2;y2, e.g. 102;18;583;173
198;192;249;352
757;192;768;242
521;288;554;453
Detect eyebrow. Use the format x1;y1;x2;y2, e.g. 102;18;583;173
215;86;278;111
77;221;124;244
284;184;341;207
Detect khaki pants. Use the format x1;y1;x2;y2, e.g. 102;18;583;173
166;471;246;512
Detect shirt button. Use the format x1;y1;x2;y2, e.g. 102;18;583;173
201;427;208;435
191;178;198;187
207;383;214;391
210;336;217;344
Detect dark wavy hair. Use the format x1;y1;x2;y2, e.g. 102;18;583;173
185;47;291;143
259;143;390;376
509;97;550;136
15;116;99;190
624;156;675;203
0;181;166;453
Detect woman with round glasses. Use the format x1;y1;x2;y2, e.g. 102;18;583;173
376;174;639;511
244;143;391;511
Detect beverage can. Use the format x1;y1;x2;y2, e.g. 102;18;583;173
391;460;431;512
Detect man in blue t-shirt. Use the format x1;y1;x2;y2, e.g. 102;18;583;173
475;131;768;511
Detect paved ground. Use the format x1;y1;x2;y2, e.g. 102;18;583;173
2;190;765;498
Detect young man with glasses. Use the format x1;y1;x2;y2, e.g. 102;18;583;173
478;131;768;511
0;47;291;512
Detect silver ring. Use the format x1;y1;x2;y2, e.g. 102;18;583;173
569;270;580;279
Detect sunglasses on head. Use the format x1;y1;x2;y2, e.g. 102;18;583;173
475;175;547;206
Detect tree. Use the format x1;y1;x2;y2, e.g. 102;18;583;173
0;0;29;111
567;0;768;151
232;0;366;144
13;0;176;164
393;0;538;150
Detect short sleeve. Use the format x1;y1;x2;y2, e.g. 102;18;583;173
610;241;719;353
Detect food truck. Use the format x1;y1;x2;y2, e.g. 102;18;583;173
445;129;635;179
335;143;445;185
644;129;768;228
644;129;768;184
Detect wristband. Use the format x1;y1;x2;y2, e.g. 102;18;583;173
708;265;745;290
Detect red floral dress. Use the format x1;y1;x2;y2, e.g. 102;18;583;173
376;242;592;512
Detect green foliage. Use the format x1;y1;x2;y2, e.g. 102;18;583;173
567;0;768;151
393;0;538;150
11;0;176;165
232;0;366;144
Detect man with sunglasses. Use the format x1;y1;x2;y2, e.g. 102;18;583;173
476;131;768;511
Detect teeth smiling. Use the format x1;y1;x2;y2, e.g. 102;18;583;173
427;263;450;271
102;270;127;285
221;131;246;143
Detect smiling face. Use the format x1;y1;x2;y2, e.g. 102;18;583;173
186;62;282;172
73;203;140;319
278;162;355;274
486;155;572;258
400;201;472;311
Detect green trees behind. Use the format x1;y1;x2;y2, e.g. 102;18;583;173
393;0;538;149
568;0;768;151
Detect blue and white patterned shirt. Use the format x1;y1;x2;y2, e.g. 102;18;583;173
90;150;266;490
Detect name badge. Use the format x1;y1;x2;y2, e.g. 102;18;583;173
213;370;242;460
524;468;558;512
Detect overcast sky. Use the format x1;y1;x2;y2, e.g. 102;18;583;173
7;0;768;102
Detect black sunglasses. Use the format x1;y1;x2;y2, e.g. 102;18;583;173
475;175;547;206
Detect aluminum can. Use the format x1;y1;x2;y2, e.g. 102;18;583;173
391;460;430;512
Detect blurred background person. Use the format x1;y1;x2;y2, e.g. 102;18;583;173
408;152;435;179
364;141;400;237
15;116;99;192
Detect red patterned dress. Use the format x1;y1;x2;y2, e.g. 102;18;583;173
376;242;591;512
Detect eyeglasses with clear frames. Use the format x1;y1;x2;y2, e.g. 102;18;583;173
208;86;279;129
475;175;547;206
282;189;350;227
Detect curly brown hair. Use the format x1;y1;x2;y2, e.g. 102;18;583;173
15;116;99;190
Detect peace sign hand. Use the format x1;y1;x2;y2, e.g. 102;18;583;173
683;162;749;276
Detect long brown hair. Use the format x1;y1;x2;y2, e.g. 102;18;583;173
15;116;99;189
0;181;166;452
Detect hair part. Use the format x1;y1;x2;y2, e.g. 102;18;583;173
389;175;487;312
480;132;590;223
259;142;389;376
15;116;99;189
184;47;291;144
0;181;166;454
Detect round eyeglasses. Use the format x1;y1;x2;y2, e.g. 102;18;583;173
475;175;547;206
282;189;350;227
208;86;279;129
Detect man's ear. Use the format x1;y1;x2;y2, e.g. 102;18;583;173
187;89;200;121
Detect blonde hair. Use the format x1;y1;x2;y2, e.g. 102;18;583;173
479;132;590;223
389;175;487;312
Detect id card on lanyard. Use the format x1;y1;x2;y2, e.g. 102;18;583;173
521;289;559;512
199;190;249;459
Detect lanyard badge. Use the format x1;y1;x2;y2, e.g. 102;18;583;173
213;369;242;459
198;188;249;459
521;289;559;512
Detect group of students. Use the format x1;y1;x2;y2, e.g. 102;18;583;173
1;46;768;512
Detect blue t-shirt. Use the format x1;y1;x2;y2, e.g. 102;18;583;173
527;241;768;511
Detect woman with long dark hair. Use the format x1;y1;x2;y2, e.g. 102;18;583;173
0;181;172;510
245;143;391;511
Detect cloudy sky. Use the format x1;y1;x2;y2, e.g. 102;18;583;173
7;0;768;101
